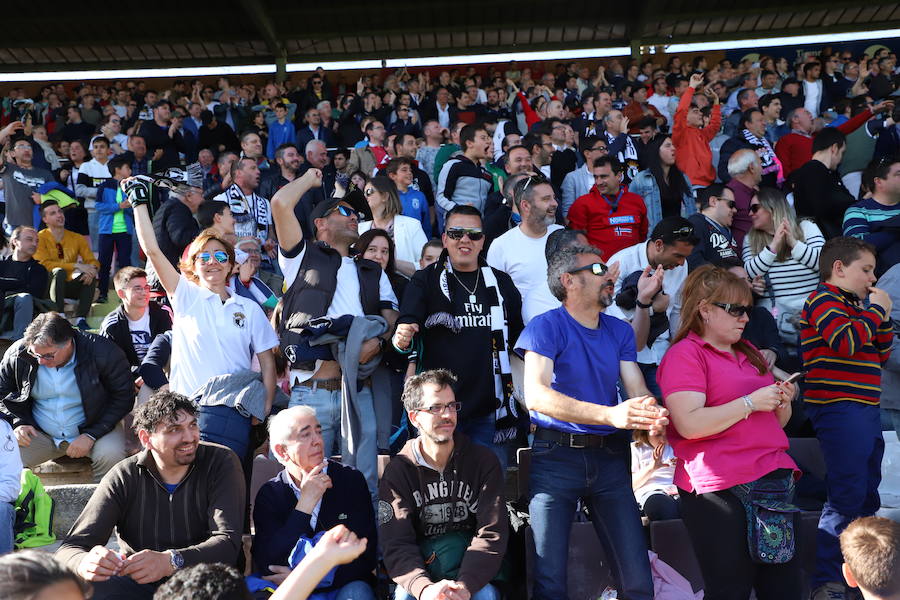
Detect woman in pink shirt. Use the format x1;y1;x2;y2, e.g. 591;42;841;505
657;265;801;600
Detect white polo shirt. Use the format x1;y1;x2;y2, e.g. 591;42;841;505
168;275;280;396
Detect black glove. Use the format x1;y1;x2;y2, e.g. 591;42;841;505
121;175;155;208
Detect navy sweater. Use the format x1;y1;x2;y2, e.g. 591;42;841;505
251;460;377;590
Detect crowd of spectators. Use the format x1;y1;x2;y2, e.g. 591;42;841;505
0;45;899;600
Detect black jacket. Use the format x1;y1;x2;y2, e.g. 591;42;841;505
99;304;173;375
251;461;377;588
0;257;48;298
788;160;856;240
0;332;133;440
153;197;200;269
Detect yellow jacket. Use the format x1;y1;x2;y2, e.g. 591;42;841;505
34;229;99;280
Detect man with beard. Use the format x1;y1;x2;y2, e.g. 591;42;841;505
214;157;275;266
516;245;668;600
379;369;508;600
55;392;245;600
487;176;562;299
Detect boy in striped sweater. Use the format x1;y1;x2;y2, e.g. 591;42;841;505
801;237;894;600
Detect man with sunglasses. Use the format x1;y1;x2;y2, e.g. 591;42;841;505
379;369;508;600
687;184;741;270
393;205;522;470
2;136;54;232
516;246;668;600
0;312;132;483
272;169;398;499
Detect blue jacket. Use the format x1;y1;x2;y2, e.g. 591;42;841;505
251;461;377;591
399;188;431;238
266;119;297;160
95;179;134;235
628;169;696;231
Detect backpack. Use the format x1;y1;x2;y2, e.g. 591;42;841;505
14;469;56;548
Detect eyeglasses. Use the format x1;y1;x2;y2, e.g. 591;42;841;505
749;204;762;214
196;250;229;264
326;205;357;218
126;285;151;293
415;402;462;415
445;227;484;241
364;188;377;196
567;262;609;276
720;199;737;209
28;341;69;361
312;80;323;86
590;145;609;153
670;226;696;237
712;302;753;318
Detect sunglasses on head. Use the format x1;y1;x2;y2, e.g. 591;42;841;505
197;250;229;264
712;302;753;317
445;227;484;241
568;262;609;276
749;204;762;214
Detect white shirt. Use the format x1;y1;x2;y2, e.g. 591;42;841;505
604;241;688;365
127;311;152;362
0;421;21;504
436;103;450;129
358;216;428;270
803;80;822;116
279;243;399;383
487;224;563;300
647;93;672;126
168;275;280;396
522;281;561;324
630;443;676;506
285;466;327;529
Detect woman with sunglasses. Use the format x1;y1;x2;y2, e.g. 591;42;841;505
359;176;427;278
657;265;801;599
628;135;696;230
128;181;279;458
742;187;824;363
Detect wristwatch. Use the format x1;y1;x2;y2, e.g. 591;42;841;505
169;549;184;571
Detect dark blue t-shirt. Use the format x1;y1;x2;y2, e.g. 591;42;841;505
163;483;178;494
515;306;637;435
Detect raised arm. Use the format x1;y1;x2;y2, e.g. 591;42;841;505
122;177;180;296
271;167;323;251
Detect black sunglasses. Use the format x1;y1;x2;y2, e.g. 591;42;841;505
749;204;762;214
445;227;484;241
712;302;753;317
568;262;609;276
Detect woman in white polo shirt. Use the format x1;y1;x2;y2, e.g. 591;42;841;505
129;183;279;458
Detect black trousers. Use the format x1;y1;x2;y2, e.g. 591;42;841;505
679;486;802;600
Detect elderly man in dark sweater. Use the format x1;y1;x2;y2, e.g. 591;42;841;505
56;392;245;600
251;405;377;597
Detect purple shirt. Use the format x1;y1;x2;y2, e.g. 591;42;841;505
726;178;756;250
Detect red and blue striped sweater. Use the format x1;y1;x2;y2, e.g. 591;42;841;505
799;282;893;405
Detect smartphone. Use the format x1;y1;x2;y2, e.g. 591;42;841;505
783;371;807;385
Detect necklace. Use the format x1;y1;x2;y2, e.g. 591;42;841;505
451;267;480;304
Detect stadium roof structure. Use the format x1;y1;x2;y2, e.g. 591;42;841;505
5;0;900;74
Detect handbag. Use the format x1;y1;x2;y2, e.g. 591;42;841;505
730;469;800;564
763;273;801;347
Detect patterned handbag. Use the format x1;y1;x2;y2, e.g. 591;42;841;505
730;469;801;564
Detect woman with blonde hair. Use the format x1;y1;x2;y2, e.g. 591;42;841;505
742;187;824;359
358;175;427;277
657;264;801;599
127;175;279;458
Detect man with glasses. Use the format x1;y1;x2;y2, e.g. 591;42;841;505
100;267;171;385
348;120;389;178
1;137;54;232
0;312;131;482
516;246;668;600
561;135;608;218
605;216;700;397
34;201;99;331
687;184;741;269
379;369;508;600
393;205;522;469
272;170;398;498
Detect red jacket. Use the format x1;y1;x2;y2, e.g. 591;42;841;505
568;186;648;260
776;109;873;178
672;88;722;187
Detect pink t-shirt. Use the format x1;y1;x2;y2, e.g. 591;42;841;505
657;331;797;494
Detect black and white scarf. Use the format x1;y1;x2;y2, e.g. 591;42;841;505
222;183;270;242
741;129;780;177
426;252;519;443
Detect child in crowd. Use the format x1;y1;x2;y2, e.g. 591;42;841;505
387;157;431;237
419;239;442;270
631;429;679;521
801;237;894;599
94;154;134;303
840;516;900;600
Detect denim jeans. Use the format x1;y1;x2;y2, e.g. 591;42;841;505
98;232;132;297
0;502;14;554
309;580;377;600
528;434;653;600
290;382;378;499
395;583;498;600
197;404;251;459
457;413;509;472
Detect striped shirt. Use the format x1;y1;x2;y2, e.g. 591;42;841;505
800;282;893;405
842;197;900;276
742;219;825;315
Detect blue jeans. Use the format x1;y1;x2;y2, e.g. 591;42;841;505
0;502;13;554
806;402;884;589
290;382;378;499
98;232;132;297
89;576;159;600
528;434;653;600
395;583;498;600
310;580;377;600
197;404;251;459
457;413;509;472
882;406;900;433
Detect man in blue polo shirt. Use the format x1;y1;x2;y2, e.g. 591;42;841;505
516;245;669;600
